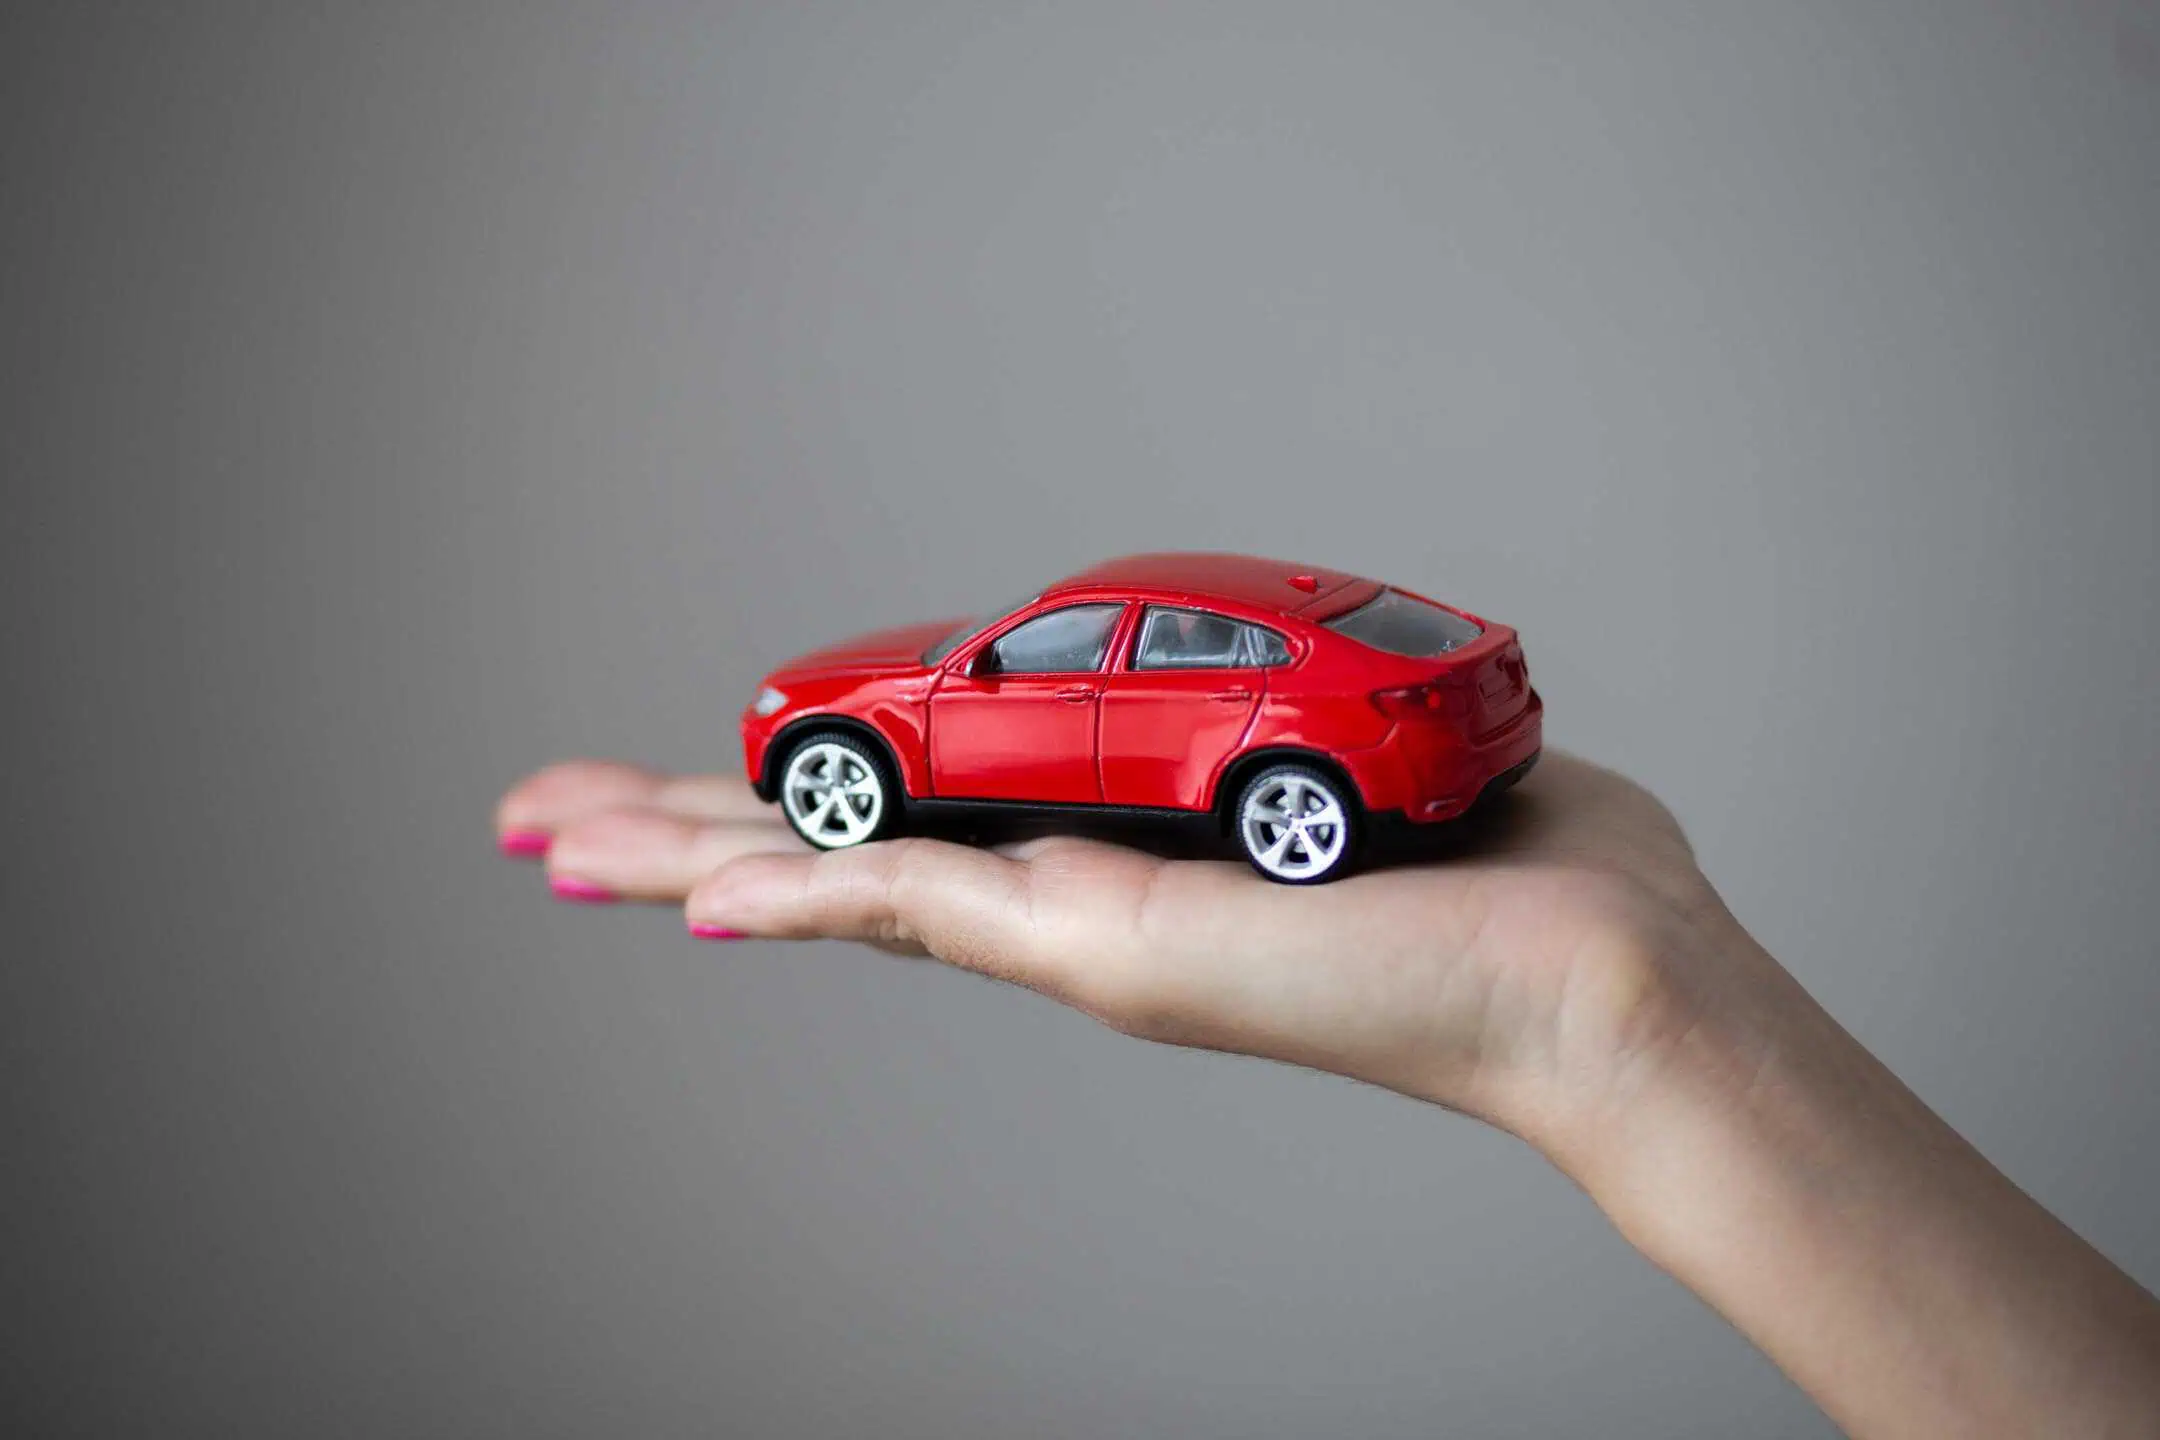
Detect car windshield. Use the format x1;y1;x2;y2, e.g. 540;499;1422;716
921;592;1040;665
1324;588;1483;656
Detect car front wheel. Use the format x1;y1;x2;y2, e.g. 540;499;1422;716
777;731;900;850
1235;764;1358;884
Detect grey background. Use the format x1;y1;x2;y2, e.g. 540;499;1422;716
5;3;2157;1436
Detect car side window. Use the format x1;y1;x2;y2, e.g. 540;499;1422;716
986;603;1123;674
1134;606;1291;670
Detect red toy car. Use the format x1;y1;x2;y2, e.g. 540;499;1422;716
742;553;1542;883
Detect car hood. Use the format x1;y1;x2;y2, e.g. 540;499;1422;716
768;618;965;680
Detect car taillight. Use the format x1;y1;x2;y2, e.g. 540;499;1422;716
1371;677;1471;719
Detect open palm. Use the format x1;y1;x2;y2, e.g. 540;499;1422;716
498;750;1736;1137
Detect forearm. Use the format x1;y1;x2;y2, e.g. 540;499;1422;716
1556;933;2160;1438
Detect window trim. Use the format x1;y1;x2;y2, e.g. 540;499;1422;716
1129;605;1292;672
978;601;1127;677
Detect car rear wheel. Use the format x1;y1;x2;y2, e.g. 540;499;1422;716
1235;764;1357;884
778;731;900;850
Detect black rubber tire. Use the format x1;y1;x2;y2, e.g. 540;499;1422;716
773;729;904;850
1232;762;1360;885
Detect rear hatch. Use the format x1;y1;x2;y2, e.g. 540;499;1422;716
1456;627;1532;739
1324;588;1533;740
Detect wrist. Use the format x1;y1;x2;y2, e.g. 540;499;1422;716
1494;892;1792;1188
1554;956;1823;1260
1528;926;2160;1437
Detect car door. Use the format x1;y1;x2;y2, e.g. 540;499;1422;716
1097;606;1280;810
928;602;1127;803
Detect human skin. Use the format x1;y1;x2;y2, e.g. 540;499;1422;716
496;751;2160;1437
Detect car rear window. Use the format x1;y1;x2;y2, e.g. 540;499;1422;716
1324;589;1482;656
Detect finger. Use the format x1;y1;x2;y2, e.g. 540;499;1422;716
544;805;807;903
650;773;777;822
496;760;770;853
684;837;1080;996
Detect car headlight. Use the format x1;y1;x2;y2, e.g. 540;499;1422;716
753;686;789;717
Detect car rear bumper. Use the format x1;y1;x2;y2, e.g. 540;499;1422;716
1340;688;1544;823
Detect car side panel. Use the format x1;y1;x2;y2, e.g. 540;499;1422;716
1097;668;1264;809
919;600;1137;804
1209;626;1401;807
928;674;1104;802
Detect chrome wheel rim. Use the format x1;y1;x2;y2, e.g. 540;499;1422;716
781;742;884;847
1239;773;1348;880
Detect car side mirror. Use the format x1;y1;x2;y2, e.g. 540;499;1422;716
970;647;1001;678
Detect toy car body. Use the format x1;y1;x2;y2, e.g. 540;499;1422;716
742;553;1541;883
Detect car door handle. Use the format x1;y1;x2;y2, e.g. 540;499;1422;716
1055;685;1099;703
1208;687;1254;702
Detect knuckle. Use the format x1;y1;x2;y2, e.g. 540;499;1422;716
684;869;731;914
687;850;786;912
869;837;948;921
544;812;644;871
879;837;941;902
800;843;910;940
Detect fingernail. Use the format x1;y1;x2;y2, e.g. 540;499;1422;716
549;875;618;903
499;829;553;859
688;922;746;941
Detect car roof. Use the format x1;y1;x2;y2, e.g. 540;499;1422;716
1042;552;1370;617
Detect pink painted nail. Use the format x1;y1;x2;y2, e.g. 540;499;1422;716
688;922;746;941
549;875;618;903
498;829;553;859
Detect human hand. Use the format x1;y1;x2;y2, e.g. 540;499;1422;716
494;750;1746;1153
495;748;2160;1436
